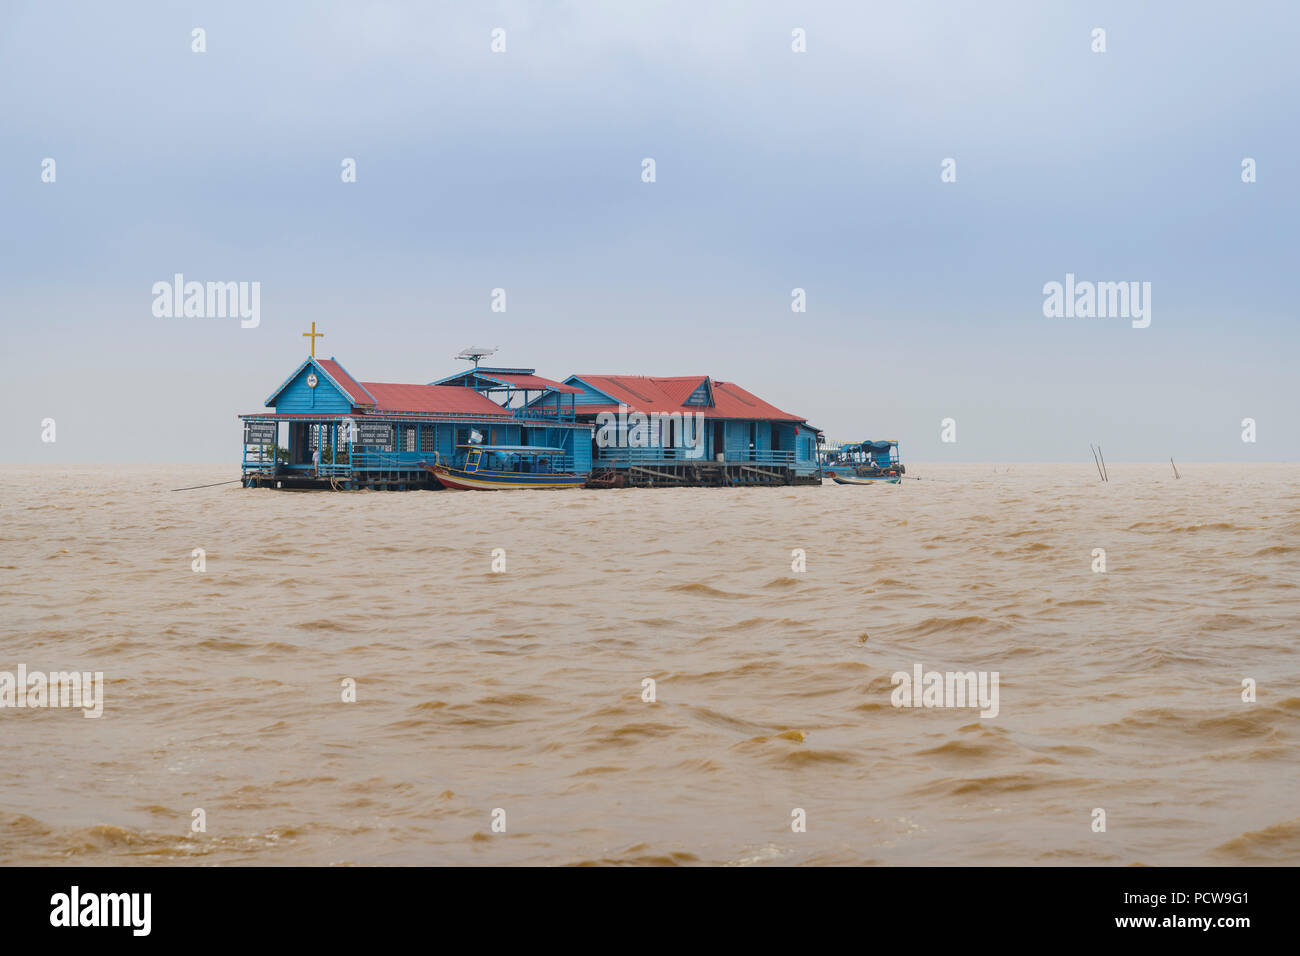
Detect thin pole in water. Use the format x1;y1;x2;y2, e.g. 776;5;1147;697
1170;457;1180;479
1089;444;1104;482
1098;446;1109;482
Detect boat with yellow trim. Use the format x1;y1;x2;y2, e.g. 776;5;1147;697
422;444;589;490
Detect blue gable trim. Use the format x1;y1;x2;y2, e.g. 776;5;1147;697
265;356;373;409
265;357;316;407
561;376;621;406
267;358;353;414
523;375;620;411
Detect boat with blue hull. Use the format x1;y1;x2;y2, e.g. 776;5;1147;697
423;445;590;490
819;440;904;484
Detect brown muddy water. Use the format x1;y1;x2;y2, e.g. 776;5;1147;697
0;463;1297;866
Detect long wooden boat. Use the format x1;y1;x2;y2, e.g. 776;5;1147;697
422;444;589;491
830;473;901;485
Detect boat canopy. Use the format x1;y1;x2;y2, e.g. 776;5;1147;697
832;440;896;454
819;439;900;469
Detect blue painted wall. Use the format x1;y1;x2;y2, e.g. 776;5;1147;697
724;421;748;458
571;434;592;472
795;425;817;461
794;424;820;474
485;424;522;446
274;362;353;414
436;423;455;461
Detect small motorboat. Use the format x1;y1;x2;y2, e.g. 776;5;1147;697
423;444;589;490
818;439;904;484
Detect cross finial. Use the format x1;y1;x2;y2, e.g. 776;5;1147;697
302;321;324;358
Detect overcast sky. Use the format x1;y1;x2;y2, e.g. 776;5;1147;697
2;1;1296;462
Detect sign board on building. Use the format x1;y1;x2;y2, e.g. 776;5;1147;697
356;422;394;449
244;421;277;445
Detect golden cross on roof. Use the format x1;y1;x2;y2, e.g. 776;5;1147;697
302;321;324;358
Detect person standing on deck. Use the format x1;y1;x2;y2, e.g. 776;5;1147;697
312;445;320;477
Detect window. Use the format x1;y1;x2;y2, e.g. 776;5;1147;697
404;426;417;452
683;378;714;406
420;425;438;453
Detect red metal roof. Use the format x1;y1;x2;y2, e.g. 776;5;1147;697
574;375;808;422
360;382;510;416
317;359;376;406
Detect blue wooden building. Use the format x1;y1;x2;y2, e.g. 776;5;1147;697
528;374;824;486
242;325;824;490
239;354;591;490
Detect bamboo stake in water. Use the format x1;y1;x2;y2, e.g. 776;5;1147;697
1098;445;1109;482
1171;457;1180;479
1090;444;1104;481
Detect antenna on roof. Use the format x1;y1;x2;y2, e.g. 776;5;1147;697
455;346;498;368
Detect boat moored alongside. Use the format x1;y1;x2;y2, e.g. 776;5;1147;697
423;445;590;490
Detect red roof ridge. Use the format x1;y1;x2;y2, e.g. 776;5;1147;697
317;357;377;406
572;373;806;423
576;373;709;380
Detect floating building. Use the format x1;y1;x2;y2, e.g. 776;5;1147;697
240;338;823;490
529;375;822;486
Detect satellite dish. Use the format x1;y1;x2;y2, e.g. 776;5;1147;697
455;346;498;368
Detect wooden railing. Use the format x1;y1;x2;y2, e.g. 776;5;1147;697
596;448;796;465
